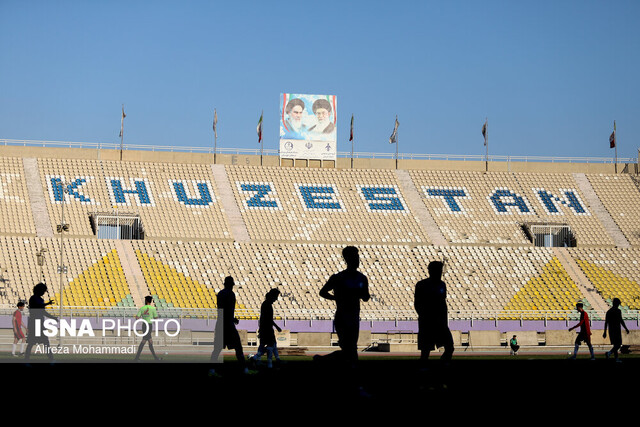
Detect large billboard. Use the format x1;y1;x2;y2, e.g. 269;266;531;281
280;93;337;161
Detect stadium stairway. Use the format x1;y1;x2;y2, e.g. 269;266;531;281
23;157;53;237
210;164;250;242
573;173;630;248
552;247;610;313
395;169;448;246
114;239;146;307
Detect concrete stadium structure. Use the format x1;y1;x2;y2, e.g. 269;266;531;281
1;141;639;354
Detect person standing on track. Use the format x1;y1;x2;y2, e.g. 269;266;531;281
603;298;629;362
414;260;454;369
12;301;27;357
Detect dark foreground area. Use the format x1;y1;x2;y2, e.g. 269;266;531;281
4;355;638;417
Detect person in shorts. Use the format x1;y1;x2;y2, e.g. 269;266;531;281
12;301;27;356
568;302;594;360
415;261;454;367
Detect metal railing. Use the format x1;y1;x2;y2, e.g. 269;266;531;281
1;138;635;164
2;305;638;323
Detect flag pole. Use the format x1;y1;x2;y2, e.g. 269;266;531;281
351;139;354;169
213;109;218;165
395;115;399;170
350;114;354;169
484;118;488;172
396;118;399;170
258;110;264;166
614;120;617;174
389;116;399;169
119;104;125;161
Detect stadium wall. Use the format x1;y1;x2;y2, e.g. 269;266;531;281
2;316;639;353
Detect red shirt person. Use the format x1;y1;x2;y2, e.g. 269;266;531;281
12;301;27;356
568;303;595;360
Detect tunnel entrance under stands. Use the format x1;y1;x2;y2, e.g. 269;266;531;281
90;213;144;240
523;223;575;247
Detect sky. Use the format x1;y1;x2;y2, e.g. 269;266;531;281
1;0;639;161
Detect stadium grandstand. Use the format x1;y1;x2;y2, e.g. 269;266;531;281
1;139;639;358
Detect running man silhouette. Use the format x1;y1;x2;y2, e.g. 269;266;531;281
24;283;57;362
414;261;454;368
249;288;282;368
603;298;629;362
319;246;370;365
210;276;251;375
568;302;595;360
134;295;161;361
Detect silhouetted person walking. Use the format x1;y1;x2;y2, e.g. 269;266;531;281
210;276;251;375
568;302;594;360
415;261;454;370
319;246;370;365
249;288;282;368
24;283;57;362
603;298;629;362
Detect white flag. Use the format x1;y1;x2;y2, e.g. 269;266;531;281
213;109;218;138
119;106;126;138
389;116;399;144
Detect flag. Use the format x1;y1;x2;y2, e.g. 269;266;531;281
609;121;616;148
482;119;487;146
213;109;218;138
349;114;354;142
257;111;263;143
609;130;615;148
389;116;399;144
119;105;126;138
